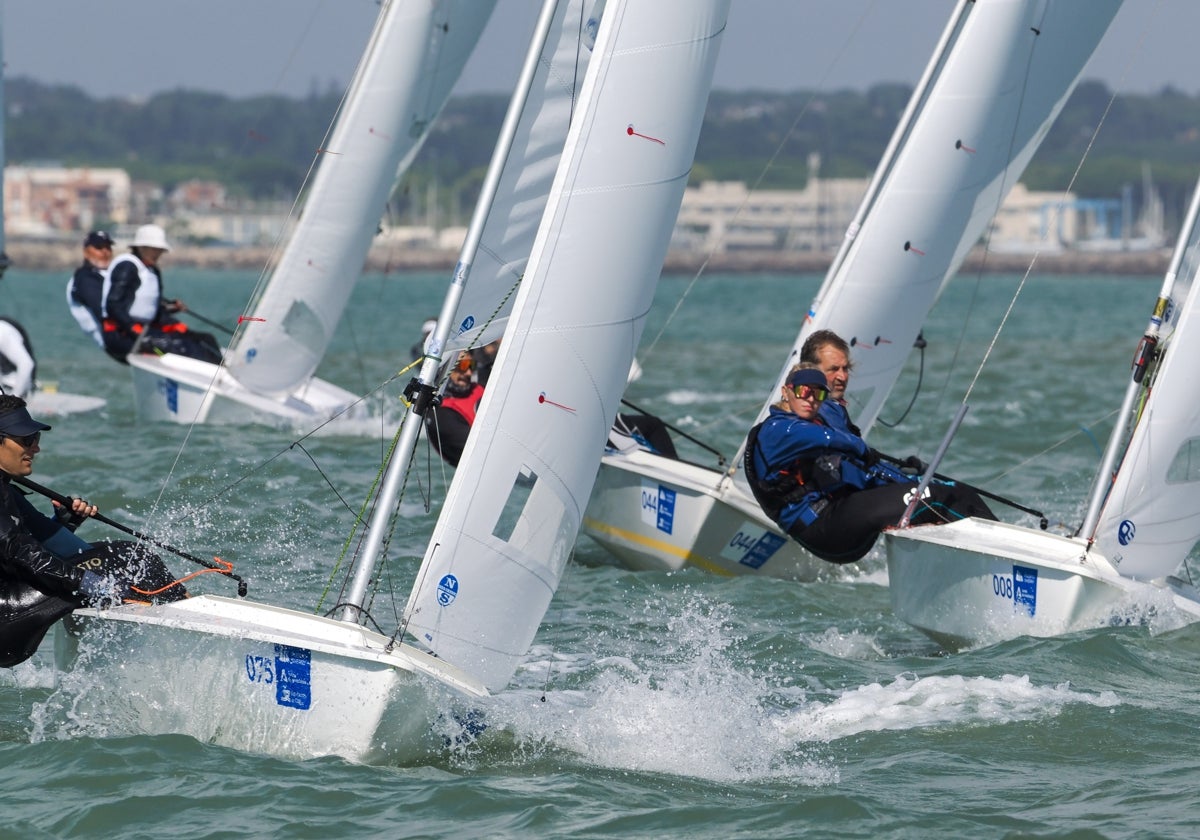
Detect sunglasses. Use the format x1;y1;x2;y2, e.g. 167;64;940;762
2;431;41;448
791;384;828;403
454;356;476;372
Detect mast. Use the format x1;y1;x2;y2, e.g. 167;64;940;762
340;0;562;621
1079;172;1200;540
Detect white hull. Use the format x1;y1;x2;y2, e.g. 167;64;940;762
885;518;1200;649
128;352;371;428
53;595;487;762
581;450;827;580
27;390;106;416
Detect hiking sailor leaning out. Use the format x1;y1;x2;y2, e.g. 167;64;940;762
745;366;996;564
0;395;187;667
100;224;221;365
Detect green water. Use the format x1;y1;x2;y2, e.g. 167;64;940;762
1;267;1195;839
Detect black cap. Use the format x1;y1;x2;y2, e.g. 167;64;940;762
786;368;829;392
84;230;114;249
0;406;50;436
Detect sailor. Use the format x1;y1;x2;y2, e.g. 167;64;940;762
425;351;485;466
0;395;187;666
66;230;115;349
101;224;221;365
745;366;995;564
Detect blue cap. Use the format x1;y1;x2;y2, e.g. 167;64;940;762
786;368;829;391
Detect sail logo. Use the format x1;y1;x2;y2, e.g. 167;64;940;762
640;481;676;534
244;347;258;364
436;574;459;606
1118;519;1136;546
721;524;786;569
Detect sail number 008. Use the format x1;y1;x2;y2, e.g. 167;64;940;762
992;574;1014;600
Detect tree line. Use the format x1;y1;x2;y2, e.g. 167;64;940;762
8;77;1199;226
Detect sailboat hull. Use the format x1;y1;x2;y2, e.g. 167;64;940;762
52;595;487;762
581;450;827;580
128;353;371;428
885;518;1200;648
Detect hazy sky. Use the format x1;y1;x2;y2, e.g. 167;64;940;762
3;0;1195;100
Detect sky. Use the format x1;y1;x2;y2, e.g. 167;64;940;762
3;0;1197;102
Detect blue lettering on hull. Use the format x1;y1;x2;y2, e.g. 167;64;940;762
274;644;312;710
1013;565;1037;616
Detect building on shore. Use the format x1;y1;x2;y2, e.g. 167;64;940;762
1;162;1170;269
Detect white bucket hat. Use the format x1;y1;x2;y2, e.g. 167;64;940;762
131;223;171;251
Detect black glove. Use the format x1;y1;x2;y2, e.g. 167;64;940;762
863;448;882;467
901;455;928;473
53;499;89;531
78;571;137;608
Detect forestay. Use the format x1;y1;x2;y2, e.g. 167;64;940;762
403;0;730;690
226;0;495;396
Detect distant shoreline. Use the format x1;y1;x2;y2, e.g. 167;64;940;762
6;239;1171;277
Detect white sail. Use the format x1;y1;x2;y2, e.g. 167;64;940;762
226;0;495;396
403;0;730;690
439;0;595;355
580;0;1121;581
1093;237;1200;579
759;0;1122;438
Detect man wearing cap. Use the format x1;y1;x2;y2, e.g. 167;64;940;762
744;366;995;564
67;230;115;350
0;395;187;666
101;223;221;365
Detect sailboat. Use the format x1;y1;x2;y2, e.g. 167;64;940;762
885;170;1200;647
580;0;1121;580
126;0;496;427
51;0;729;762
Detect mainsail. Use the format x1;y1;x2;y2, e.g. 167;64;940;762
752;0;1124;441
226;0;495;396
403;0;730;690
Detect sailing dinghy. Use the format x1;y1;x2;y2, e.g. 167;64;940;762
126;0;495;427
581;0;1121;580
52;0;729;762
885;171;1200;648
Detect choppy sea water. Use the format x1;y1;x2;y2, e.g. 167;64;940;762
1;267;1198;839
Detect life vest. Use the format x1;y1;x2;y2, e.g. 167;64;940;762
102;253;161;323
744;417;884;530
440;384;484;426
744;421;827;528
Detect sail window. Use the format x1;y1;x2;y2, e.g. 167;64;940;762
1166;438;1200;484
282;300;327;346
492;467;539;542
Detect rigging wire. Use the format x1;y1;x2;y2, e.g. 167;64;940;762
635;2;880;367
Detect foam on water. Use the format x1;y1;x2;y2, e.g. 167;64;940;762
776;672;1120;742
486;598;839;784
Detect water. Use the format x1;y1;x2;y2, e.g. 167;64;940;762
2;267;1198;839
